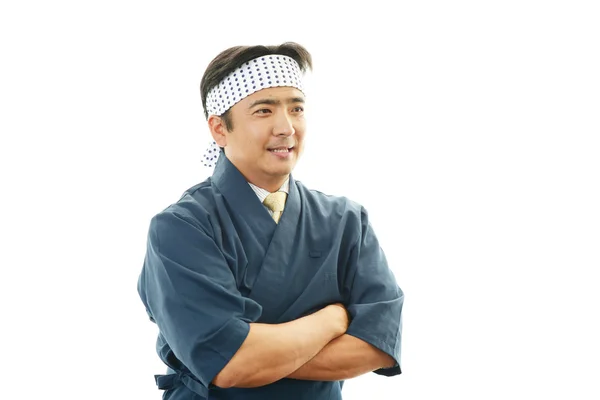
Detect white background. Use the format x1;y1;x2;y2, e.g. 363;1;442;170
1;1;599;399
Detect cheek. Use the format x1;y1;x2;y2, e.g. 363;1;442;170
248;122;271;140
248;133;270;156
240;126;265;145
295;127;306;143
294;117;306;129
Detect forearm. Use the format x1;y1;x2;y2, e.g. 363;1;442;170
287;334;396;381
214;309;344;388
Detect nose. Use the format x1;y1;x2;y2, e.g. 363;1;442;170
273;110;295;137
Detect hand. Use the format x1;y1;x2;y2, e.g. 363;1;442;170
326;303;350;335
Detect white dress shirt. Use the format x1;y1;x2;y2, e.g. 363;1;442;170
248;178;290;217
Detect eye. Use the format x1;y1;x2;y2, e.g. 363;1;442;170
255;108;271;114
292;106;304;113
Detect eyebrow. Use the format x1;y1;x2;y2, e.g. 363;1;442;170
248;97;305;109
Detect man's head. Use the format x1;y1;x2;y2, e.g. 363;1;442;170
200;43;312;191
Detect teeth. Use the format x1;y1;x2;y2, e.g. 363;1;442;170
270;148;289;153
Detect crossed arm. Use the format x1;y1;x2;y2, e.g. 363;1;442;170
213;303;397;388
286;333;396;381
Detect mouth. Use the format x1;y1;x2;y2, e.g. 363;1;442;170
267;146;295;159
267;146;294;153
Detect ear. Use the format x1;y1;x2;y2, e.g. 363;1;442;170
208;115;228;148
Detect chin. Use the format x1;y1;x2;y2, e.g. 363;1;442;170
273;166;293;176
267;163;294;176
262;153;298;176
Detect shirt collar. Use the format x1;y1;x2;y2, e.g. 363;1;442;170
248;178;290;204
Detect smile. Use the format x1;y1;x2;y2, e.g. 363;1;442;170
268;147;294;153
268;146;294;158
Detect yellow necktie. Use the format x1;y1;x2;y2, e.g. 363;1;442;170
263;192;288;223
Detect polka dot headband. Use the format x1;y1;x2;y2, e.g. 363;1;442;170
202;54;305;168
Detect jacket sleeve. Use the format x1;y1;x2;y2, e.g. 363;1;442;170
344;206;403;376
138;209;263;388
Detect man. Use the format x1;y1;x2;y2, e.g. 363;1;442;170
137;42;403;400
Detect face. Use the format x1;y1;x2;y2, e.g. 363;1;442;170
209;86;306;191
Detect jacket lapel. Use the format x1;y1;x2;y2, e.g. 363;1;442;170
210;153;302;321
246;173;301;321
210;153;300;320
